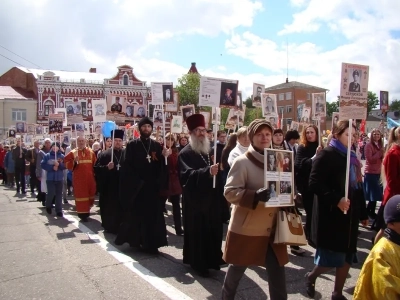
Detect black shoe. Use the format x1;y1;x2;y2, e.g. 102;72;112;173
141;247;159;255
331;293;347;300
305;272;316;298
56;212;63;217
46;208;52;214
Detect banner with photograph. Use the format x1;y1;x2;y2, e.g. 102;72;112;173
106;95;126;123
264;148;294;207
35;125;43;135
181;105;195;123
48;113;64;134
24;134;34;146
27;124;35;134
55;108;67;126
62;131;71;145
225;106;246;130
165;90;179;112
300;106;311;123
8;128;16;138
312;93;326;120
199;76;239;108
290;121;300;131
153;110;164;128
65;100;84;124
331;112;340;129
339;62;369;120
92;99;107;122
252;83;264;107
151;82;174;105
15;122;27;133
380;91;389;111
261;93;278;118
171;115;183;133
200;111;211;129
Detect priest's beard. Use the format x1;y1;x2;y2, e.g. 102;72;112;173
189;134;210;154
139;129;152;139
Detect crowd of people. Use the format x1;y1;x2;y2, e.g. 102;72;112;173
0;115;399;300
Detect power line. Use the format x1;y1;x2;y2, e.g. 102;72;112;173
0;45;42;68
0;53;25;67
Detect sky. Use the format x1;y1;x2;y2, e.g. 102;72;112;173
0;0;399;102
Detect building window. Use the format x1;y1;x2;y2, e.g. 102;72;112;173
43;100;54;116
123;74;129;85
286;118;292;125
307;93;311;100
285;92;292;100
12;109;27;121
279;106;284;114
286;105;292;113
278;93;284;101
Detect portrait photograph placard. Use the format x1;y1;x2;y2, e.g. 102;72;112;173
225;107;245;130
55;108;67;126
252;83;264;107
171;115;183;133
312;93;326;120
65;101;84;124
92;99;107;122
165;90;179;112
133;105;147;118
380;91;389;111
15;122;26;133
181;105;195;123
200;111;211;129
48;113;64;134
264;148;294;207
199;76;239;108
331;112;340;129
151;82;174;105
300;106;311;124
339;62;369;120
153;110;164;127
261;93;278;118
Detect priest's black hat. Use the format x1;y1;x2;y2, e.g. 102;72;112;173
111;129;124;140
138;117;153;129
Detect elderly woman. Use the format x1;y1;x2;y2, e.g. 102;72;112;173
222;119;288;300
306;120;368;300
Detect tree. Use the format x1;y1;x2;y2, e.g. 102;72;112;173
389;99;400;112
326;99;339;117
244;96;254;108
367;91;379;115
175;72;201;108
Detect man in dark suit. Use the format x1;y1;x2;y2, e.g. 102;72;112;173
349;70;361;92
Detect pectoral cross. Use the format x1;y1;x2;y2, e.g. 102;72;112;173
146;154;151;163
117;164;120;170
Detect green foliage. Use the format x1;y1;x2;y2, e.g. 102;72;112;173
367;91;379;115
175;73;201;108
326;100;339;117
244;96;254;108
389;99;400;112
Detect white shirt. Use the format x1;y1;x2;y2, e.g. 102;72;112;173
228;142;249;167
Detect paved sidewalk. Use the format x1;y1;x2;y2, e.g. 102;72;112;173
0;185;375;299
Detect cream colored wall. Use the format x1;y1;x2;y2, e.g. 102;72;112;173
0;99;37;138
366;120;381;133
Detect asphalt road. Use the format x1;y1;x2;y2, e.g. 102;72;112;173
0;184;375;300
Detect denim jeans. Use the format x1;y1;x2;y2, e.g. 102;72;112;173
46;180;63;213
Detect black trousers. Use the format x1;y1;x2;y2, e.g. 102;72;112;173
160;195;183;233
29;164;38;193
14;167;26;193
0;167;6;184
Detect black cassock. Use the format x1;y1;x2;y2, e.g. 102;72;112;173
178;145;224;272
94;148;123;234
115;137;168;250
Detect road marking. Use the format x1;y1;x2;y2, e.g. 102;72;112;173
63;213;193;300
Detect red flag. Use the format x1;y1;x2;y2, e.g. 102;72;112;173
277;116;281;129
360;119;366;133
133;127;140;138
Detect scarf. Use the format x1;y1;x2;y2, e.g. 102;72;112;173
384;228;400;246
329;138;362;188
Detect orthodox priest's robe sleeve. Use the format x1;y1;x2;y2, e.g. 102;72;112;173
178;149;212;192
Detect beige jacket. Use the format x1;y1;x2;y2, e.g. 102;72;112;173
224;144;289;266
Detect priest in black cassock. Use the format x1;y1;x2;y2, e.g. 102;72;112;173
115;117;170;254
94;129;124;234
178;114;224;277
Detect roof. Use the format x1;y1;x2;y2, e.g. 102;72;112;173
265;80;328;92
16;66;111;84
0;86;35;100
188;62;199;74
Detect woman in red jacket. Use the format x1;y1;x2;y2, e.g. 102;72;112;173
374;126;400;243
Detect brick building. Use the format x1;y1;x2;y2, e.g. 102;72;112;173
265;80;328;130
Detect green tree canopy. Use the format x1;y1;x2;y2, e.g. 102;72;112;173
389;99;400;112
175;72;201;108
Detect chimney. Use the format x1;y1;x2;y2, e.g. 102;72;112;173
285;77;289;83
89;68;97;73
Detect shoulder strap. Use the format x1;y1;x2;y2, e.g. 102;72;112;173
245;151;264;170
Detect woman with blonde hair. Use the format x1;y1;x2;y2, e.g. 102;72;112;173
363;128;384;219
373;126;400;243
295;124;322;241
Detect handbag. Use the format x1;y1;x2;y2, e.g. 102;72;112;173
274;206;307;246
